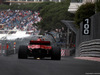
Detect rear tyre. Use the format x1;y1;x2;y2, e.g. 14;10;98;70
18;45;28;59
51;46;61;60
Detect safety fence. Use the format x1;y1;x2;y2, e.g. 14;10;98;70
0;40;20;56
0;36;34;56
78;39;100;57
0;35;75;57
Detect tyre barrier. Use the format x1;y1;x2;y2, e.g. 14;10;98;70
78;39;100;57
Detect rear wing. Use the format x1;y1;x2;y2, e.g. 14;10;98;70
30;40;50;45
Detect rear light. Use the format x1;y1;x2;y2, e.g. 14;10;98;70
30;40;50;45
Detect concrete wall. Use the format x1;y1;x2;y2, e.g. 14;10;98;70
76;12;100;56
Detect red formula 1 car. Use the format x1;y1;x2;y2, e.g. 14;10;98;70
18;36;61;60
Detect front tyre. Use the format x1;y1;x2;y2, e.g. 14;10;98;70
51;46;61;60
18;45;28;59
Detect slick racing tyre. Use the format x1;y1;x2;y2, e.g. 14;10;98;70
51;46;61;60
18;45;28;59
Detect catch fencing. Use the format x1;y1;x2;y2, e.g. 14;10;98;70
0;35;75;57
0;36;34;56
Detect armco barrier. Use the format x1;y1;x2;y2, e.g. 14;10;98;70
78;39;100;57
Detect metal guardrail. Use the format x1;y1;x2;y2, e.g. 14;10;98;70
78;39;100;57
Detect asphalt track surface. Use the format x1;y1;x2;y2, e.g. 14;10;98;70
0;54;100;75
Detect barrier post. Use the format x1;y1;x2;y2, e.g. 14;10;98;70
61;48;65;56
14;42;16;54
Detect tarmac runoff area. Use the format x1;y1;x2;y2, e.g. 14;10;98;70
75;57;100;62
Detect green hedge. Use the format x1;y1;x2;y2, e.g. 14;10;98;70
39;0;75;31
0;2;52;11
96;0;100;12
74;3;95;28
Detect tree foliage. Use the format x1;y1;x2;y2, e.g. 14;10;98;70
39;0;75;31
96;0;100;12
0;0;74;31
74;3;95;28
